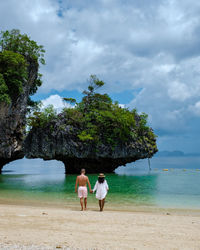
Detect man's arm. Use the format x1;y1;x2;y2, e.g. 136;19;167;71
87;177;92;193
75;176;79;193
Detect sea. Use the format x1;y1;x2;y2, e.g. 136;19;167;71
1;156;200;210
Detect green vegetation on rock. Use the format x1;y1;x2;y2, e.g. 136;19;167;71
0;29;45;107
0;29;45;64
0;50;27;103
27;105;56;128
0;73;10;104
28;75;157;148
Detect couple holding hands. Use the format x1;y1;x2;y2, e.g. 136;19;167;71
75;169;109;211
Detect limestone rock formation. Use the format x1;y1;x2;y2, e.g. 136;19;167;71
25;113;158;174
0;60;38;173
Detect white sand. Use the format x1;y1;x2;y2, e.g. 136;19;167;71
0;203;200;249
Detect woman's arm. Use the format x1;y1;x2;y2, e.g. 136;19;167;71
105;180;109;191
93;181;98;192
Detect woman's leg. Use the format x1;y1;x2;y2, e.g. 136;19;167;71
100;200;102;212
99;199;105;211
101;198;105;211
99;200;101;211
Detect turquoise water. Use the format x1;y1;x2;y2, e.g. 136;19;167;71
1;157;200;209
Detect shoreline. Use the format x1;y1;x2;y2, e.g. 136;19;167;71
0;201;200;249
1;196;200;215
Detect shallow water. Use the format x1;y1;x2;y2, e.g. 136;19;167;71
1;157;200;209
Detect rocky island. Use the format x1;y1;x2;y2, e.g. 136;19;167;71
25;75;157;173
25;119;157;174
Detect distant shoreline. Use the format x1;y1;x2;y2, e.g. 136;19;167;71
155;150;200;157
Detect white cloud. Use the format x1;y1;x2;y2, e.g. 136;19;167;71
1;0;200;93
42;94;72;112
168;81;191;102
119;104;125;108
188;101;200;116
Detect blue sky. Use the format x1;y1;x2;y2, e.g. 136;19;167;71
0;0;200;153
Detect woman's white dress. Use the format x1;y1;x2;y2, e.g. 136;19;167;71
93;180;109;200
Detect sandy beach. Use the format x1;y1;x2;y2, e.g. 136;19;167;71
0;203;199;250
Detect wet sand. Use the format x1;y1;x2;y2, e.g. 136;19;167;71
0;202;200;249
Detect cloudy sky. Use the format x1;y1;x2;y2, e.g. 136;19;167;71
0;0;200;153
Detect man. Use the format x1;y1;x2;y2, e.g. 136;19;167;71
75;169;92;211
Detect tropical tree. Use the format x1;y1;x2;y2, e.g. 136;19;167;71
28;75;157;148
0;29;45;107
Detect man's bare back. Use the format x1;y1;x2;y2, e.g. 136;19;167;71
76;174;88;187
75;169;92;211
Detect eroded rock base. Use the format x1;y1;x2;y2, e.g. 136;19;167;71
63;157;137;174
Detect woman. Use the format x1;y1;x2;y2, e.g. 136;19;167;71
93;173;109;211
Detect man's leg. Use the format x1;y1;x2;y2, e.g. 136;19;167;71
80;198;84;211
84;198;87;210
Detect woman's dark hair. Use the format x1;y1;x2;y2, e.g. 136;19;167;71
98;177;105;184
